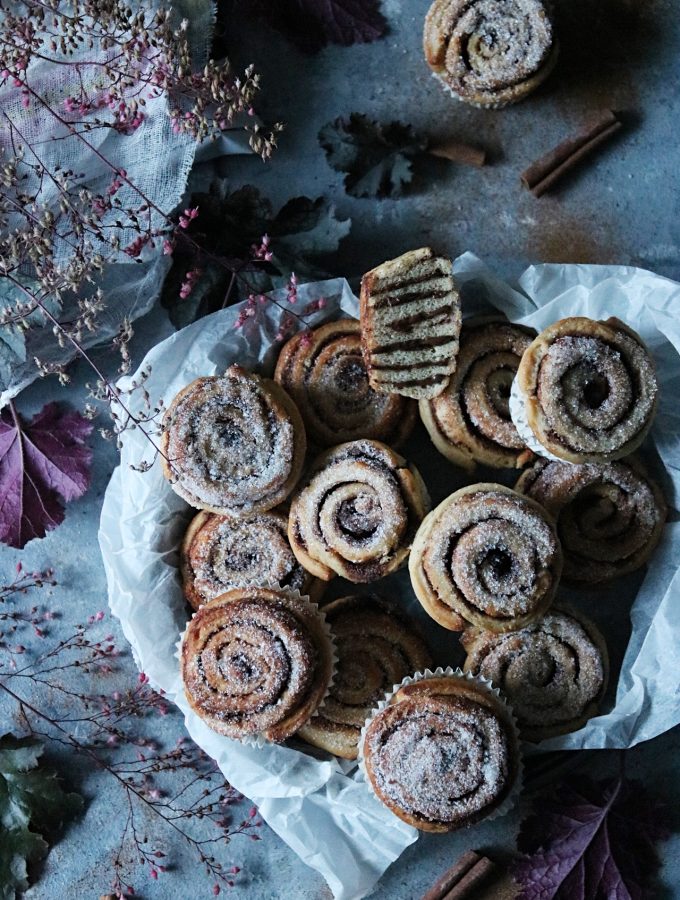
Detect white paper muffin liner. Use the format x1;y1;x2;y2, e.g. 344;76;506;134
357;666;523;829
175;585;338;749
509;375;566;463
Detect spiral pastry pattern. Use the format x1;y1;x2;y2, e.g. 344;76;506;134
289;440;430;583
515;458;666;584
162;365;306;517
424;0;558;108
274;319;417;449
421;318;536;470
410;484;561;632
362;675;519;831
181;587;334;742
298;595;431;759
512;317;659;464
181;511;321;610
462;609;608;741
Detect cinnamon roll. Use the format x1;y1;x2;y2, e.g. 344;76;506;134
424;0;559;108
361;674;520;831
161;365;306;517
181;510;322;610
462;609;608;741
511;317;659;464
289;440;430;583
298;595;431;759
410;484;562;632
515;458;666;584
274;319;417;448
420;317;536;471
180;587;334;742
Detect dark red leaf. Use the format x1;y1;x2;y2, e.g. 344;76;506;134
251;0;387;53
513;775;670;900
0;403;93;549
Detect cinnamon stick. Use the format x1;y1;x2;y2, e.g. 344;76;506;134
521;109;623;197
442;856;496;900
428;140;487;167
420;850;481;900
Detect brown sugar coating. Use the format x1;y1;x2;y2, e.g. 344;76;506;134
514;317;658;463
298;595;432;759
274;319;417;448
410;483;562;632
424;0;558;108
181;587;333;743
463;608;608;741
421;317;536;470
162;365;306;517
289;439;430;583
180;510;321;610
362;676;519;831
515;457;666;583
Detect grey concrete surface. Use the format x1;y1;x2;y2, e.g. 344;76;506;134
2;0;680;898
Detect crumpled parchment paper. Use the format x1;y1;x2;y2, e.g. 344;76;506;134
99;254;680;899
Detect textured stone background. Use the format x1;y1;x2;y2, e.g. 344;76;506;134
4;0;680;897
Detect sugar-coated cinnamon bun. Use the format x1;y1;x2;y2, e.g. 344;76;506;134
162;365;306;517
410;484;562;632
180;587;334;743
289;439;430;583
180;510;322;610
298;595;431;759
274;319;417;448
424;0;558;108
511;317;659;464
361;674;520;831
515;457;666;584
420;317;536;470
462;608;608;741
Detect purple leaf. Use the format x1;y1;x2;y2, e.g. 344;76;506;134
513;775;670;900
0;403;93;549
252;0;387;53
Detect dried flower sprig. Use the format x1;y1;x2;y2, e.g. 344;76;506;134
0;1;282;468
0;571;264;897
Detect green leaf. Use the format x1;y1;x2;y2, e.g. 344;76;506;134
0;734;83;899
318;113;427;198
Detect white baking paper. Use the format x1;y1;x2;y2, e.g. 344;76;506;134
99;256;680;899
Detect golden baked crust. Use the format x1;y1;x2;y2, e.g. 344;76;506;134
274;318;417;448
181;587;333;743
424;0;558;108
180;510;323;610
409;483;562;632
359;248;461;400
288;439;430;583
161;365;306;517
420;316;536;470
462;607;609;741
297;594;431;759
362;675;519;831
515;317;659;463
515;456;666;583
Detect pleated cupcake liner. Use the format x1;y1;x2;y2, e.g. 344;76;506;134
357;666;524;828
509;375;565;463
175;584;338;750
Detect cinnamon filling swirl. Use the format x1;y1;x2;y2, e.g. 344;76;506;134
362;676;519;831
463;609;608;741
274;319;417;448
289;439;430;583
515;458;666;583
181;587;333;742
410;484;562;632
424;0;558;108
